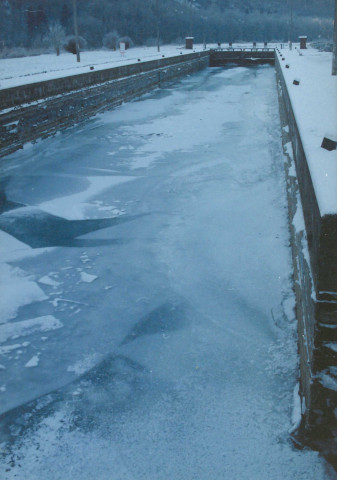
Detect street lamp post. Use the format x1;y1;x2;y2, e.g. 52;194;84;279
333;0;337;75
72;0;80;62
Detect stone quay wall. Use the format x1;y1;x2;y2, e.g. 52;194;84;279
276;53;337;464
209;48;275;66
0;51;210;158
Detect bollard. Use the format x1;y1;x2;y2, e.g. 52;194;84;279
185;37;194;49
299;36;307;49
321;136;337;151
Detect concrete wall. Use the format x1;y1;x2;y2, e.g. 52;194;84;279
0;52;209;110
210;49;275;66
0;52;209;158
276;54;337;464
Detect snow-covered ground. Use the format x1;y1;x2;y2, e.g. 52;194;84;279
0;42;276;90
0;44;203;89
0;65;334;478
277;46;337;214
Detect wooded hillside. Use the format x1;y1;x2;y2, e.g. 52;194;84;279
0;0;334;51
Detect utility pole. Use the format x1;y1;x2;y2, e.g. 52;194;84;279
289;0;293;50
72;0;80;62
333;0;337;75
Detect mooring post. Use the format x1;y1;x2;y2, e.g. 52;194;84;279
299;36;307;49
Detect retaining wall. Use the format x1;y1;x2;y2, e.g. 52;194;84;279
210;48;275;66
276;53;337;466
0;51;210;158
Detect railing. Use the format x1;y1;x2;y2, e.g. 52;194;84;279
212;47;275;52
209;48;275;66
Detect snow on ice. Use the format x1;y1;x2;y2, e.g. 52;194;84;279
0;316;63;343
0;51;335;479
24;355;40;368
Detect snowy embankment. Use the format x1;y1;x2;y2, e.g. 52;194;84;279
277;46;337;215
0;42;278;90
0;44;205;90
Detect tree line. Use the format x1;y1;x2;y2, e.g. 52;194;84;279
0;0;334;53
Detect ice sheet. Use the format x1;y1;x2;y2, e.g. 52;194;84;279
0;65;332;479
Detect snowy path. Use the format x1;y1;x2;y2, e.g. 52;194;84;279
0;66;334;478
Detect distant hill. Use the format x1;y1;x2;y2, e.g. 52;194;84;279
194;0;333;17
0;0;334;53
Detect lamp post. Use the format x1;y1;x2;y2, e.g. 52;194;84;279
333;0;337;75
72;0;80;62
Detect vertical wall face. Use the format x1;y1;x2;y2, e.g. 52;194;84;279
209;49;275;66
277;61;316;420
0;53;210;158
276;54;337;465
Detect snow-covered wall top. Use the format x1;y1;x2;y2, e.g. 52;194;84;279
0;45;209;91
0;43;277;91
277;47;337;216
0;50;210;110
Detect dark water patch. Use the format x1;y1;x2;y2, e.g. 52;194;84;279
121;300;189;345
0;199;25;214
0;178;25;214
4;175;93;205
0;209;147;248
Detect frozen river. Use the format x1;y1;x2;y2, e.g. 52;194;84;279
0;66;334;479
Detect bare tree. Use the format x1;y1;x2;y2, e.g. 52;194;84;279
47;23;65;56
333;0;337;75
151;0;160;52
72;0;80;62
